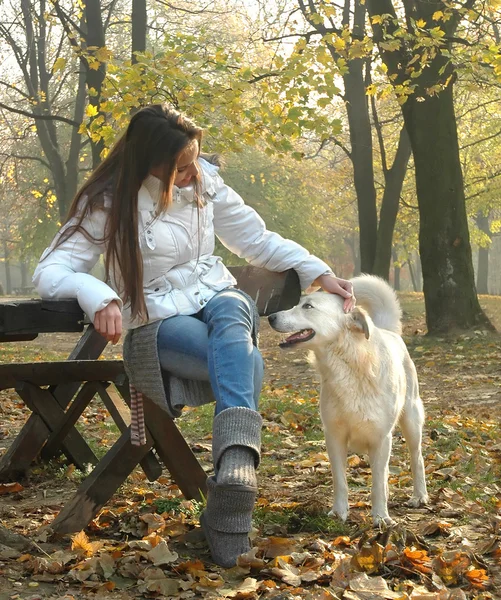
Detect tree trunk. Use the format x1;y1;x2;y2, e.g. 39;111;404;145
342;60;378;273
372;126;412;279
3;240;12;295
322;0;377;273
415;252;422;291
345;234;361;276
132;0;147;64
366;0;493;333
83;0;106;166
20;261;29;288
392;249;400;291
408;258;418;292
402;84;491;332
475;212;490;295
65;67;88;214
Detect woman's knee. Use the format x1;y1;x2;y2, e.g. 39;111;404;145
205;289;254;323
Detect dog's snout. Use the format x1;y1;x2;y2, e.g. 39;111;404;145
268;313;277;327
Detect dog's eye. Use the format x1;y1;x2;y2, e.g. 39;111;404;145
302;303;314;309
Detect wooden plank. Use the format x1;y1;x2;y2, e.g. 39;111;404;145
142;395;207;501
229;267;301;316
0;414;50;482
94;382;162;482
0;299;84;335
51;429;154;534
0;333;38;343
16;382;98;471
0;360;125;391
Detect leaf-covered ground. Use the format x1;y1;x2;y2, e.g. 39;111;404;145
0;293;500;600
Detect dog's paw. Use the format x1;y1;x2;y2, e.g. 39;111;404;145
407;494;430;508
328;506;349;522
373;514;396;527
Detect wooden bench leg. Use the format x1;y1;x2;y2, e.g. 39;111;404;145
51;428;154;534
143;398;208;501
17;382;98;471
94;382;162;482
0;326;108;479
0;415;50;481
42;382;100;461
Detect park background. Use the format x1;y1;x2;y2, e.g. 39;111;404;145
0;1;501;599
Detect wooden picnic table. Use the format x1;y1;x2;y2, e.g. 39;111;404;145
0;267;300;534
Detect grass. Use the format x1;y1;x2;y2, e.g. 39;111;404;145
254;504;351;536
154;496;204;517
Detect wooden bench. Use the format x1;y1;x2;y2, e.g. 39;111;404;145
0;267;300;534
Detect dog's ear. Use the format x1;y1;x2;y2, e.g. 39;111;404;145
348;307;370;340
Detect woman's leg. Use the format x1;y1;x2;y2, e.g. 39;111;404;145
198;289;264;567
157;311;263;408
202;288;264;413
157;315;209;381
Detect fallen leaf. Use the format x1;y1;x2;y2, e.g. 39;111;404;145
270;557;301;587
237;547;266;570
419;521;452;537
140;512;165;534
70;530;102;556
0;482;23;495
220;577;259;598
464;567;490;589
145;577;180;595
146;540;178;565
259;536;297;558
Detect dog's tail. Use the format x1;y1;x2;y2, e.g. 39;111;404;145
351;274;402;334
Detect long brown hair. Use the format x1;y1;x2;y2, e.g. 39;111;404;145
58;104;203;322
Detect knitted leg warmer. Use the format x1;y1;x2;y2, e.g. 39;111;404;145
201;407;262;568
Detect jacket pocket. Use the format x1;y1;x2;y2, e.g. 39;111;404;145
144;274;173;295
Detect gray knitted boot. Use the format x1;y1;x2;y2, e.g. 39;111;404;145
200;407;262;568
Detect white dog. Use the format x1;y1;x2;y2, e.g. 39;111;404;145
268;275;429;525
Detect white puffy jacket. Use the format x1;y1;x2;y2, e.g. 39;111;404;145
33;158;331;329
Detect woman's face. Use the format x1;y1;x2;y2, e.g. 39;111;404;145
174;140;200;187
149;140;200;188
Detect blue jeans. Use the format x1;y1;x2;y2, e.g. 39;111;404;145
157;288;264;413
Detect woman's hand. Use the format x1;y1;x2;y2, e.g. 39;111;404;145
93;300;122;344
315;274;356;313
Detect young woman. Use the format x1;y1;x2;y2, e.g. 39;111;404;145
33;104;355;567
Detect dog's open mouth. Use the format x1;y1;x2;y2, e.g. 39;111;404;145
279;329;315;348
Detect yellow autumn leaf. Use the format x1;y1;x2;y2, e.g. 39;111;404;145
416;18;426;28
333;37;346;50
94;46;112;62
85;104;98;117
53;57;66;73
71;530;94;555
433;10;444;20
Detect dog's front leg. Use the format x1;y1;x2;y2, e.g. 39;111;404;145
368;434;395;526
325;434;349;521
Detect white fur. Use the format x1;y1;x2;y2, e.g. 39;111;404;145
268;274;429;525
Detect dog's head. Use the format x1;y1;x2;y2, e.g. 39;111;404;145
268;292;371;349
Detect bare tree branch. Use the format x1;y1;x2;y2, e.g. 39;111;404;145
0;102;79;127
0;152;50;169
